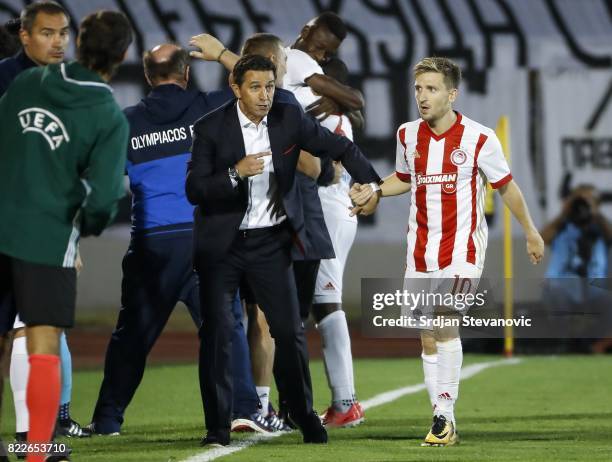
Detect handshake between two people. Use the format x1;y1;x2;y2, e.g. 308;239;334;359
349;183;380;217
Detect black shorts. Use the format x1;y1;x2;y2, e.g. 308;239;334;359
0;253;76;328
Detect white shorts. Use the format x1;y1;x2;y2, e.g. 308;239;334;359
313;216;357;304
401;261;483;327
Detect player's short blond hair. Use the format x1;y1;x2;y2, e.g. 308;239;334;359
413;57;461;90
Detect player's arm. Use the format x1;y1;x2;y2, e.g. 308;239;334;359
305;73;364;111
348;172;411;216
189;34;239;71
498;180;545;264
349;172;411;205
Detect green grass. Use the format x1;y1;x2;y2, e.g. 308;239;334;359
2;355;611;461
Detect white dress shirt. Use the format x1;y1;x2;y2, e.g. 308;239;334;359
236;103;286;230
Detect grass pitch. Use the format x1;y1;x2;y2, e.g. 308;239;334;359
2;355;611;461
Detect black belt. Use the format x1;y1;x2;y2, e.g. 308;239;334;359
239;221;289;238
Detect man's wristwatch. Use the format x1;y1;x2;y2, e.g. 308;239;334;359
228;167;240;183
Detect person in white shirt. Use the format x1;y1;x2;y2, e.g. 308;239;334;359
312;57;365;428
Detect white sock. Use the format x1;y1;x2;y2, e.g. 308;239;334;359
317;310;354;410
421;352;438;408
435;338;462;425
10;336;30;433
256;386;270;417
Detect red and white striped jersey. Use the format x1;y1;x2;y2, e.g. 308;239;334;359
395;113;512;272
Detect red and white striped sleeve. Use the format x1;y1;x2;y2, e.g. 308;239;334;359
394;125;411;183
477;132;513;189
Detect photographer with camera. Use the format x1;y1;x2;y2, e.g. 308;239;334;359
541;184;612;351
542;184;611;278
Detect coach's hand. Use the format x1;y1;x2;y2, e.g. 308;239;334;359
350;183;374;206
236;151;271;178
526;230;544;265
350;192;379;216
189;34;225;61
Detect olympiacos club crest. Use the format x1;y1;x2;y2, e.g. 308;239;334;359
450;148;467;166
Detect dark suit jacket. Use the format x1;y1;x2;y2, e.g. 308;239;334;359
185;97;380;264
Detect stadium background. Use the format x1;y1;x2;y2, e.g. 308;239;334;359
1;0;610;356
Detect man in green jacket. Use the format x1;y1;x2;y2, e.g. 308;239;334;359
0;10;132;462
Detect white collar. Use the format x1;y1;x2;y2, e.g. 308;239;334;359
236;101;268;128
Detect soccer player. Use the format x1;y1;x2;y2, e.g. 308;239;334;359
313;57;364;427
350;57;544;446
283;13;366;427
0;10;132;461
0;1;91;441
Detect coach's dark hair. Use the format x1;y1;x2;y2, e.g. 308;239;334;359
20;1;68;33
233;54;276;87
77;10;132;77
241;33;283;57
314;12;347;41
143;46;189;84
322;57;349;85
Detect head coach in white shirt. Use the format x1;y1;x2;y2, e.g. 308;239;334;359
186;54;380;447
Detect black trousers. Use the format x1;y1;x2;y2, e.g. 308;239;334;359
91;233;259;433
196;224;314;437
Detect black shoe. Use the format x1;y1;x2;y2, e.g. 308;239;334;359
83;422;120;436
300;412;328;444
57;418;92;438
200;432;230;448
13;432;27;459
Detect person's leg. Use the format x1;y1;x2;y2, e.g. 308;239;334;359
312;217;360;425
183;273;262;426
245;228;325;443
12;257;75;462
433;319;462;425
228;293;260;418
10;326;29;436
246;304;274;417
25;326;62;462
0;253;18;437
423;266;481;447
92;239;185;434
420;330;438;409
196;251;244;445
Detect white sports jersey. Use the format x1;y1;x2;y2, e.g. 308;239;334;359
395;113;512;272
318;114;356;223
282;47;322;109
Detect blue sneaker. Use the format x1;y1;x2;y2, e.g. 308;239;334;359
230;412;274;433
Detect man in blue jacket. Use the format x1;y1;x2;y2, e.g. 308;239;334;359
88;44;275;435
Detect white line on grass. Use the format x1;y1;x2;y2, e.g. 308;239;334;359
182;357;522;462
